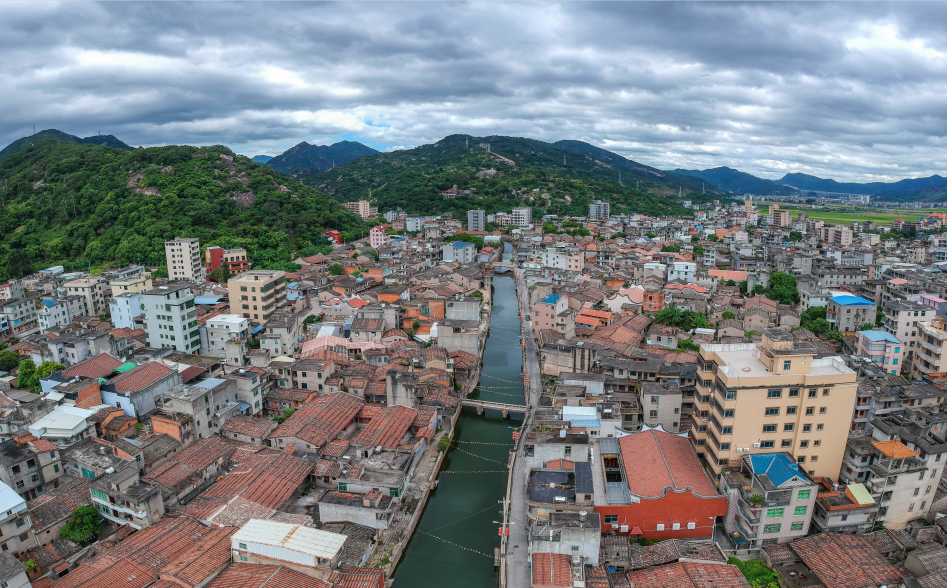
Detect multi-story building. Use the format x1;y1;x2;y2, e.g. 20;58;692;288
540;247;584;272
259;308;306;357
156;379;244;441
914;316;947;377
668;262;697;283
0;481;31;555
164;237;204;281
511;207;532;228
141;282;200;353
533;294;569;331
883;300;932;374
855;330;905;376
467;209;486;232
442;242;476;264
692;330;858;480
204;246;250;274
0;298;39;336
827;294;877;334
722;453;818;547
809;479;878;534
62;276;108;316
107;272;152;296
39;297;83;333
641;381;683;432
839;413;947;529
109;292;143;330
369;226;389;249
0;438;63;501
773;210;792;228
228;270;287;324
588;200;610;220
0;280;24;301
406;217;424;232
821;226;853;247
205;315;249;365
343;200;370;218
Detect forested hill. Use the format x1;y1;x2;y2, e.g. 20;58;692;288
302;134;726;218
0;140;364;281
266;140;378;176
0;129;133;162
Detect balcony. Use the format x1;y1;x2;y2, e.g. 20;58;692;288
868;456;926;478
919;338;943;354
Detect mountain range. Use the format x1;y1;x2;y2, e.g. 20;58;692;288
0;129;132;162
264;140;379;176
674;166;947;201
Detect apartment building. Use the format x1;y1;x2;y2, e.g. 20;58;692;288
827;294;876;334
369;226;390;249
204;246;250;273
915;317;947;377
641;381;683;432
511;207;532;227
821;226;853;247
540;247;584;272
107;272;152;295
63;276;107;316
855;330;905;376
442;242;476;264
773;210;792;228
588;200;610;220
343;200;371;218
164;237;204;281
0;280;24;301
668;262;697;283
692;330;858;480
109;292;144;330
467;209;485;232
0;481;31;555
205;315;249;365
533;293;569;331
228;270;287;323
839;413;947;529
883;300;932;375
0;299;38;336
141;283;200;353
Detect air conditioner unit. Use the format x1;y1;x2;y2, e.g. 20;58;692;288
656;524;665;531
701;418;708;423
672;523;681;530
620;525;629;533
687;522;696;529
753;442;761;448
611;524;619;530
554;496;567;503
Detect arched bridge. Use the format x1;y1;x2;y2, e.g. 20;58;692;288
461;399;528;417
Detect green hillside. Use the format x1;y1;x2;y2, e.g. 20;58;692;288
303;134;726;219
0;139;364;281
0;129;133;162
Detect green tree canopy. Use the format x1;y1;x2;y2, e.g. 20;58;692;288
722;311;737;320
0;350;19;373
17;359;35;388
788;231;803;242
328;263;344;276
443;232;485;250
60;505;103;545
766;272;799;305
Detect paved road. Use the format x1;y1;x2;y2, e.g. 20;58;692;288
508;267;543;588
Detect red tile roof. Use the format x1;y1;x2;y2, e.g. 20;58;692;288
143;437;237;491
354;405;416;449
108;362;174;393
271;392;362;450
204;563;331;588
221;415;275;439
179;365;206;383
532;553;572;587
788;533;902;588
62;353;123;380
625;562;750;588
157;527;235;587
618;429;717;498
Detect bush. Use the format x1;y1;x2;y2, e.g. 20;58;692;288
728;558;779;588
60;505;103;545
437;434;451;452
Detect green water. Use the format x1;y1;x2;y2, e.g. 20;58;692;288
392;270;524;588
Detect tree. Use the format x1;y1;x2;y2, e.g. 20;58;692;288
876;307;885;327
645;233;657;239
722;311;737;320
788;231;803;242
678;339;700;352
438;434;451;452
654;307;683;327
412;320;421;331
328;263;344;276
23;361;64;393
708;234;720;242
470;290;483;300
766;272;799;305
661;245;681;253
443;232;485;250
0;351;19;373
726;279;736;286
17;359;35;389
304;314;321;324
691;235;699;243
807;318;831;335
738;281;748;296
151;265;169;279
60;506;103;545
207;265;232;283
693;245;704;258
859;323;876;331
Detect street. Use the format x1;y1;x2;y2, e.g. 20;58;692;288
507;266;542;588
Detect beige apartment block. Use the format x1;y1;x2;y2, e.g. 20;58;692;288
108;273;153;295
63;276;107;316
228;270;287;323
164;238;204;281
691;329;858;481
343;200;371;219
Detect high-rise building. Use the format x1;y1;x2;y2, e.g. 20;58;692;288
511;207;532;228
691;329;857;480
467;209;485;232
164;238;204;281
228;270;287;323
588;200;610;220
343;200;371;219
142;282;200;353
773;210;792;227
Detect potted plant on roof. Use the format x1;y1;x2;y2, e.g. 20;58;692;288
749;494;765;508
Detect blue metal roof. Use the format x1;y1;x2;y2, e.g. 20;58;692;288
251;325;264;334
859;330;901;344
750;453;805;488
571;419;601;427
453;241;473;248
195;378;227;389
287;282;299;288
829;295;874;306
195;296;226;305
540;294;561;305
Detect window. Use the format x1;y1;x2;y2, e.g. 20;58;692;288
565;446;572;455
650;410;658;418
720;443;731;451
338;483;348;491
789;388;800;397
800;441;809;448
767;508;784;518
808;389;818;398
763;424;777;433
604;515;619;524
765;407;780;416
817;424;824;430
722;426;732;435
768;389;782;398
823;389;830;396
651;396;659;403
802;424;811;432
760;441;775;448
790;522;804;531
909;503;915;512
794;506;807;515
805;407;814;415
239;542;248;550
914;488;920;496
783;361;792;370
797;489;810;500
723;410;735;418
763;524;781;533
781;439;792;447
819;407;827;414
840;514;848;522
784;423;794;432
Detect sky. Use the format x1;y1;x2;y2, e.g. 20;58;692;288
2;2;946;182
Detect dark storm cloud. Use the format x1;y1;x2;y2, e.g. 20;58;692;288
1;1;946;181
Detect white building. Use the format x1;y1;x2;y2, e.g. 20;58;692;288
511;207;532;228
206;315;250;365
406;217;424;232
142;283;200;353
109;292;143;330
0;552;29;588
0;483;31;557
232;519;347;576
28;406;96;447
38;299;73;333
667;262;697;283
442;242;477;264
467;209;485;232
540;248;584;272
588;200;610;220
164;237;205;281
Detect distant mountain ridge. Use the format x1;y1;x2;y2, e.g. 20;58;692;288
265;140;378;175
251;155;272;163
673;167;798;196
775;172;946;196
0;129;133;162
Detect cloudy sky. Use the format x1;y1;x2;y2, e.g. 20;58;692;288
2;2;946;182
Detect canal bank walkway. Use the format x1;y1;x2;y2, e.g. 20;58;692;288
506;267;544;588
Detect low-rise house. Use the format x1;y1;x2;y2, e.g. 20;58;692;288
231;519;348;580
0;437;63;501
220;415;277;445
99;360;181;417
763;533;901;588
0;480;31;555
143;436;237;507
155;378;244;441
27;405;96;447
0;553;29;588
529;511;601;567
318;489;394;530
27;477;91;547
810;478;878;534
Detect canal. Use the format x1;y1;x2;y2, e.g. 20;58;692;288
392;253;524;588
